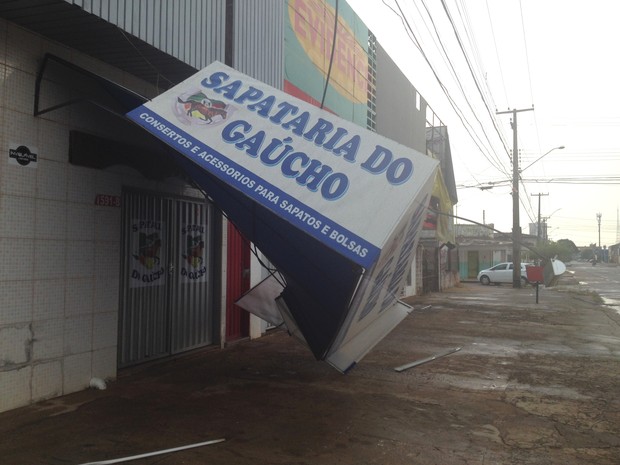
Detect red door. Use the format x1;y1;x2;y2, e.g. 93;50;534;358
225;222;250;340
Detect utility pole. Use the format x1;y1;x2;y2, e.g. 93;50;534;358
497;107;534;288
597;212;602;247
532;193;548;244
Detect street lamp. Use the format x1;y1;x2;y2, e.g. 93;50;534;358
521;146;565;173
511;145;564;288
471;142;565;287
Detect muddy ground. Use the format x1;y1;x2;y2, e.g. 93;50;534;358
1;273;619;464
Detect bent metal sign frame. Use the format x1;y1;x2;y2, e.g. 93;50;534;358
127;62;438;270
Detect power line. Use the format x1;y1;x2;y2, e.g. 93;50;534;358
320;0;339;109
517;0;543;156
518;178;537;223
437;0;513;167
420;0;511;175
458;177;620;188
384;1;510;180
483;0;509;104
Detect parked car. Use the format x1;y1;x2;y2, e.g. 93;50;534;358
477;262;532;285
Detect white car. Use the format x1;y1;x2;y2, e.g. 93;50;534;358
477;262;532;285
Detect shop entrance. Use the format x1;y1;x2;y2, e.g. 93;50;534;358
467;251;480;279
118;190;216;367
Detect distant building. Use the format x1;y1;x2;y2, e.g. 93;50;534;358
456;224;537;281
528;221;549;242
412;125;459;295
609;243;620;264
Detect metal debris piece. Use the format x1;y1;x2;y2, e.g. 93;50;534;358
394;347;462;372
77;438;226;465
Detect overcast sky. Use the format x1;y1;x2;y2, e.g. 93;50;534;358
348;0;619;247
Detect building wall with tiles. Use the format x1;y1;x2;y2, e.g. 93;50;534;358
0;20;204;413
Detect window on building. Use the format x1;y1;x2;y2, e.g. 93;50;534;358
366;32;377;132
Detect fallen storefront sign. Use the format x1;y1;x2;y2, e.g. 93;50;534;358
127;62;438;372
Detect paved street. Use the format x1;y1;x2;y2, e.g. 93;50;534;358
0;264;619;465
574;260;620;314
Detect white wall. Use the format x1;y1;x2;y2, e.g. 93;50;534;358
0;21;204;412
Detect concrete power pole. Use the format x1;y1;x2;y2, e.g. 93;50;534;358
497;107;534;288
532;193;548;244
597;212;602;247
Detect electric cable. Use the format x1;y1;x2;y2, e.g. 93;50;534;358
458;175;620;189
456;0;508;130
483;0;509;104
387;0;509;180
420;0;510;175
429;208;549;260
179;168;289;288
436;0;513;168
517;0;544;163
517;177;537;224
117;27;174;91
320;0;339;109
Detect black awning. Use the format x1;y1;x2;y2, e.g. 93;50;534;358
35;54;187;180
68;130;183;181
34;53;148;117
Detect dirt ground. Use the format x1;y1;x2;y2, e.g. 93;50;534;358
1;276;619;465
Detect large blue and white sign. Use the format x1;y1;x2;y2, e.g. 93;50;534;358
127;62;439;371
128;62;437;269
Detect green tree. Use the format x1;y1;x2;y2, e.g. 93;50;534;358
530;240;575;262
556;238;579;255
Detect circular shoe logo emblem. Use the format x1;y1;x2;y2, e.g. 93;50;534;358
173;90;232;127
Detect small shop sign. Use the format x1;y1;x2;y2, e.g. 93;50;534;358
8;143;38;168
